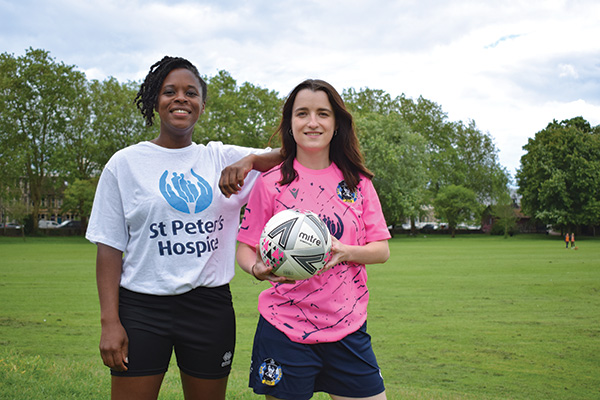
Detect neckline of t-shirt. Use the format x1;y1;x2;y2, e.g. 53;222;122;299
142;141;196;153
293;159;336;175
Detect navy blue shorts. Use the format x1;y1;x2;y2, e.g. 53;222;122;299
113;285;235;379
249;316;385;399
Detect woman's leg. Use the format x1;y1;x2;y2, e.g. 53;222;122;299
330;392;387;400
180;373;228;400
111;374;165;400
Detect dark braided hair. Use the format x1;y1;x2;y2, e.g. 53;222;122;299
135;56;207;127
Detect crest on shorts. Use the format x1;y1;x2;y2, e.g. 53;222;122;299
259;358;282;386
221;351;232;367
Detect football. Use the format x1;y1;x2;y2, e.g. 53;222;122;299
260;209;332;280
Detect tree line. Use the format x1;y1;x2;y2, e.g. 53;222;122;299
517;117;600;235
2;48;597;236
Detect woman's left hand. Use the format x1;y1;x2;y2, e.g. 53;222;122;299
322;236;346;272
321;236;390;273
252;247;297;284
219;157;253;198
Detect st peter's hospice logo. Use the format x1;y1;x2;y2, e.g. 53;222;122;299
159;169;213;214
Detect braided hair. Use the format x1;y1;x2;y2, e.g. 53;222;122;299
135;56;207;127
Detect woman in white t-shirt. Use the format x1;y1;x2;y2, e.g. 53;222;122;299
86;56;281;400
236;79;390;400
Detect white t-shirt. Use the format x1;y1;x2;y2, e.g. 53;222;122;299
86;141;267;295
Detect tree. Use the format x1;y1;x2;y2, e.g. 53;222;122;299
398;95;510;204
344;89;432;232
195;70;282;148
57;77;156;226
82;78;152;176
0;48;87;234
453;120;510;204
396;94;457;196
490;193;518;238
1;198;28;239
345;88;510;229
517;117;600;232
354;112;428;228
343;87;398;115
433;185;481;237
61;178;98;232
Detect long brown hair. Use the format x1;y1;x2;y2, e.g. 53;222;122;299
272;79;372;192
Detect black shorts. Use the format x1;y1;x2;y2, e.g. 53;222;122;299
113;285;235;379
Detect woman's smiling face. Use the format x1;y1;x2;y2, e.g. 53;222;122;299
156;68;205;139
291;89;336;157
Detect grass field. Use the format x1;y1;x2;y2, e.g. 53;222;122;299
0;234;599;399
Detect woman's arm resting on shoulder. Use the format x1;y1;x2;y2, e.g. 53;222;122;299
96;243;129;371
219;148;283;197
324;237;390;271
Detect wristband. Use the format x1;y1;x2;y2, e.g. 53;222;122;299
251;264;262;281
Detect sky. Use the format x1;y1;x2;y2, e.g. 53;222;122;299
1;0;599;177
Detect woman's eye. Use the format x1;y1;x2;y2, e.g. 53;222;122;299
187;91;198;97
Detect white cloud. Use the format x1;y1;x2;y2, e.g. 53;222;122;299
558;64;578;79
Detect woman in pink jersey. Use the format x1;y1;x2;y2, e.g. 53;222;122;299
236;79;390;400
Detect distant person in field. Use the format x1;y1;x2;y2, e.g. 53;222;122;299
571;233;575;248
86;56;281;400
565;232;570;249
235;79;390;400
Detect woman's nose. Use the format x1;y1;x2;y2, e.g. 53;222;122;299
174;90;188;102
307;114;319;127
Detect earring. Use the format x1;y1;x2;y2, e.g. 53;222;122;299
289;129;293;136
334;130;338;136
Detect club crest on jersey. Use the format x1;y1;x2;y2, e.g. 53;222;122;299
259;358;282;386
159;169;213;213
336;181;357;203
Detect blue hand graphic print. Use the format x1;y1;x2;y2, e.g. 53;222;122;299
159;169;213;214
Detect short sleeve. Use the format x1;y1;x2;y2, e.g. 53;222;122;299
360;179;391;243
85;167;129;252
211;142;272;203
236;173;276;247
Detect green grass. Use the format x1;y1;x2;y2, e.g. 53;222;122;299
1;234;599;399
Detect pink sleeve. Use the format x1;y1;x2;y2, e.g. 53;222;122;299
236;174;275;247
360;179;392;243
